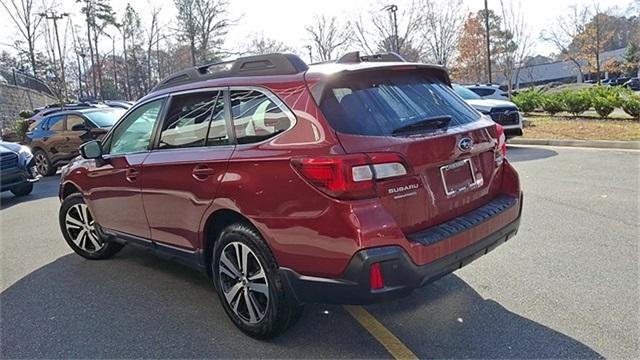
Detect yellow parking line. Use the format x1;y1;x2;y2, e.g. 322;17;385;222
344;305;419;360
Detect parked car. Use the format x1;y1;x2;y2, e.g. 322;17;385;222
58;52;523;339
26;108;125;176
453;84;523;138
27;103;107;130
623;77;640;91
0;141;39;196
464;84;510;100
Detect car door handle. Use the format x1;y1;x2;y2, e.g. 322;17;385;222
125;168;139;182
192;165;215;181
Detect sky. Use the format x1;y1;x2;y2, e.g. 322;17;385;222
0;0;637;61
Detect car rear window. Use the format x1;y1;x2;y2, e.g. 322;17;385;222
319;71;480;136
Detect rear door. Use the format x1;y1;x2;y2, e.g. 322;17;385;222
140;89;234;250
319;69;502;233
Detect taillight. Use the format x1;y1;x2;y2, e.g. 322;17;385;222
369;263;384;290
495;124;507;166
291;153;409;200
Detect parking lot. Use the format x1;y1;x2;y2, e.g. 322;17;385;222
1;145;638;359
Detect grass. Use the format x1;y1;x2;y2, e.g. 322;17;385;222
522;115;640;141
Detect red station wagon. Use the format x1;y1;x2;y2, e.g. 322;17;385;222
58;52;523;338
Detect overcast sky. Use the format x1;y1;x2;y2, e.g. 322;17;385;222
0;0;637;61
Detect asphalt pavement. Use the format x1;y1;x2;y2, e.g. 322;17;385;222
1;145;638;359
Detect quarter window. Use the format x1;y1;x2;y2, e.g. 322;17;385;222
108;99;164;155
230;90;291;144
158;91;228;149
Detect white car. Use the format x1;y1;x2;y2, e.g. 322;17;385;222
453;85;523;138
465;84;510;101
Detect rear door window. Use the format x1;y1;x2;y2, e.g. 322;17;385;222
319;71;480;136
158;91;229;149
46;115;65;131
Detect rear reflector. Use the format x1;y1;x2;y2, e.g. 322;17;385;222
292;153;409;200
370;263;384;290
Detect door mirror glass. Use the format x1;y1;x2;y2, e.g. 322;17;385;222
80;140;103;159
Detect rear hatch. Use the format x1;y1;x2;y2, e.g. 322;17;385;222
317;67;503;234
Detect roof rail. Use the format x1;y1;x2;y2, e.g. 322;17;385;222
151;53;309;92
336;51;407;64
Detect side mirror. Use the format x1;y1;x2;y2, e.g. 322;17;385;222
71;123;88;131
79;140;103;160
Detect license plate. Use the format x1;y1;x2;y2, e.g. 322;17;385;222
440;159;477;196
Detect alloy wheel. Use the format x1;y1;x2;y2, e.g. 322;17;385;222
64;203;104;253
218;242;269;324
34;152;48;175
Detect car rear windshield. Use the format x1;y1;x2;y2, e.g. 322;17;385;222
84;109;126;128
319;70;480;136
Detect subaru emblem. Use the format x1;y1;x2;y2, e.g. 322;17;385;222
458;137;473;151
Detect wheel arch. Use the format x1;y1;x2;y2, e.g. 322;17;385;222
201;209;264;277
60;180;82;200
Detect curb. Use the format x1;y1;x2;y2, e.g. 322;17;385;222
509;138;640;150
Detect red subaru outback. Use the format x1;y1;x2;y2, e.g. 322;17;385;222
58;52;522;338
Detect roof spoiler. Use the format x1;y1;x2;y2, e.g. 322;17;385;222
151;53;309;92
336;51;407;64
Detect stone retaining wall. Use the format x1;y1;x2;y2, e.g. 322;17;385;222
0;83;57;129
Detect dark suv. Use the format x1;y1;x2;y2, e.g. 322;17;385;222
26;108;125;175
58;52;523;338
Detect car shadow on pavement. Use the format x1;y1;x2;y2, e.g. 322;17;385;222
0;175;60;210
507;146;558;163
0;246;602;359
365;275;603;359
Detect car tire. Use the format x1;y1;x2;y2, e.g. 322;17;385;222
33;149;56;176
59;194;124;260
213;223;303;339
10;182;33;197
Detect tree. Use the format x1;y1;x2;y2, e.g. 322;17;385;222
421;0;464;67
452;10;504;83
243;33;292;55
496;0;532;95
622;42;639;76
174;0;230;66
304;15;351;62
0;0;45;76
352;1;425;61
78;0;116;98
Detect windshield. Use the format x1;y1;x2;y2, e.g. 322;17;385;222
319;71;480;136
84;109;126;128
453;84;482;100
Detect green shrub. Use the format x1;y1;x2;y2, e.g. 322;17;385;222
588;85;620;118
18;109;36;119
620;92;640;119
562;90;591;116
512;88;542;114
540;93;565;115
12;119;30;141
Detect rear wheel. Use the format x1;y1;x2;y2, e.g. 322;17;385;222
59;194;124;259
213;223;302;339
33;149;56;176
10;182;33;197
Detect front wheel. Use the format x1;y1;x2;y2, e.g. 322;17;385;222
213;223;302;339
33;149;56;176
11;182;33;197
59;194;124;259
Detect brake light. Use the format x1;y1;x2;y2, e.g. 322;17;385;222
495;124;507;166
369;263;384;290
291;153;409;200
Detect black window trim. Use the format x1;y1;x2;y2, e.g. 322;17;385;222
228;85;297;147
148;86;235;153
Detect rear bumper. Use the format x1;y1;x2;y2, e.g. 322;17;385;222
280;192;522;305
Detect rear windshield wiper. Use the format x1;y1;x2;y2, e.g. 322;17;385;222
391;115;452;135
